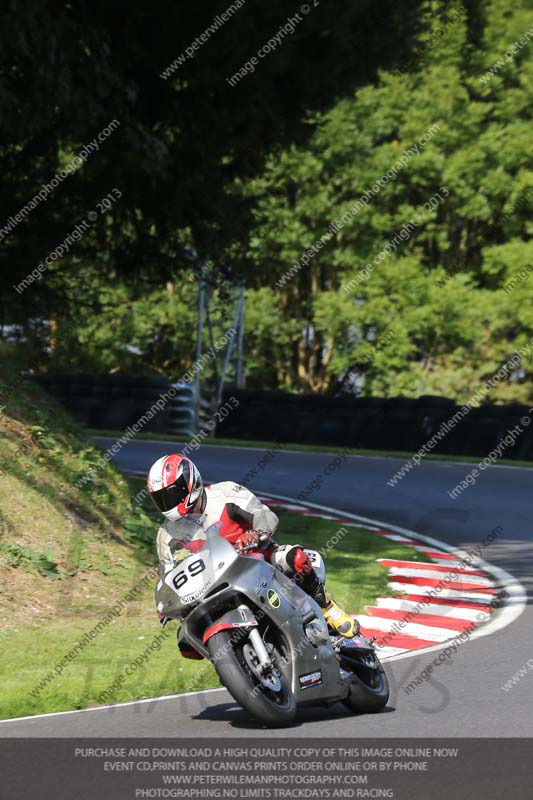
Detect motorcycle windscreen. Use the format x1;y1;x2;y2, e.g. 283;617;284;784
168;515;206;545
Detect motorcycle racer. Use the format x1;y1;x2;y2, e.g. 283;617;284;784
147;454;358;640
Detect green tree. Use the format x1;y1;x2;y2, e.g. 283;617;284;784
242;0;533;402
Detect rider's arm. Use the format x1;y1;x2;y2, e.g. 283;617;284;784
225;484;279;536
156;524;174;572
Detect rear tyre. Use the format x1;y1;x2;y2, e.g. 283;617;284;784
207;630;296;728
342;652;389;713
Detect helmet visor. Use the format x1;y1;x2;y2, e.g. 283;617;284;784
150;474;189;513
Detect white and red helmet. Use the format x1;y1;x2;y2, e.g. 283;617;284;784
147;454;204;521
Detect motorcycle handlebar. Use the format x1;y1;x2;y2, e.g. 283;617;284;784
237;531;272;553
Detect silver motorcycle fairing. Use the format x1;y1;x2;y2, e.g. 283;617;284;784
155;525;239;618
154;526;352;706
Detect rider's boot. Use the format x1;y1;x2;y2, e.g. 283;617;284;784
177;626;204;660
309;580;359;638
305;576;359;638
320;593;360;638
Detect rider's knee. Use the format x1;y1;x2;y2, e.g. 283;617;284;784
271;544;312;576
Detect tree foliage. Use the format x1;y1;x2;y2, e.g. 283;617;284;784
0;0;419;317
242;0;533;402
3;0;533;405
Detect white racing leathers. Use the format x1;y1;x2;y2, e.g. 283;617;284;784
155;480;324;603
156;481;279;571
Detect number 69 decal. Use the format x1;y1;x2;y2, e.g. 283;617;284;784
173;558;206;590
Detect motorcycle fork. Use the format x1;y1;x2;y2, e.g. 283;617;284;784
248;627;272;670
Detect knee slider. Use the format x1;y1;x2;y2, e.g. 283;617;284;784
271;543;311;575
291;547;313;575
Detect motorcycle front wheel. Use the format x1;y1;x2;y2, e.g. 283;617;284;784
207;630;297;727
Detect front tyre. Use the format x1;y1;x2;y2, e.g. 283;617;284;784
342;651;389;714
207;630;297;727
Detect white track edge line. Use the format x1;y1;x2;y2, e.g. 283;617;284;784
0;688;228;725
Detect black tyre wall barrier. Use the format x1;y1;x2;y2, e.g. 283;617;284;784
217;389;533;461
35;373;173;433
33;373;533;461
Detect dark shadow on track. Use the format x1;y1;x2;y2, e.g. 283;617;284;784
192;700;396;730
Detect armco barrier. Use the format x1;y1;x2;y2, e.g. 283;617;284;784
167;381;198;437
216;389;533;461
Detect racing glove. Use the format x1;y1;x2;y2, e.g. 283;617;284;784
170;539;189;565
235;530;270;553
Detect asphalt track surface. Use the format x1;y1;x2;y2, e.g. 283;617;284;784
2;439;532;737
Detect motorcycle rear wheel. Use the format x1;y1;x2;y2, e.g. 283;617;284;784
207;630;297;727
342;651;389;714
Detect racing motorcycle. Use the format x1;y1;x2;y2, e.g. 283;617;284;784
155;520;389;727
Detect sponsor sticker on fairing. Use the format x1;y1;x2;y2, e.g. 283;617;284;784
298;670;323;690
267;589;280;608
181;581;213;604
